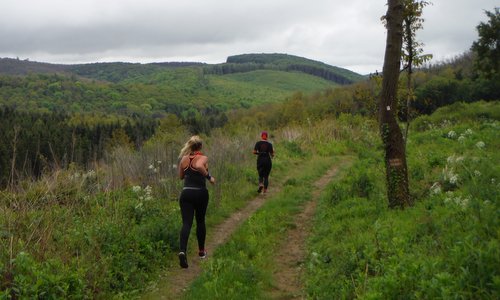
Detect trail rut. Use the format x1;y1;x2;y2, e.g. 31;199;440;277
267;165;342;299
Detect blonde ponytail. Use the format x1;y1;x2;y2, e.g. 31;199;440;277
178;135;203;158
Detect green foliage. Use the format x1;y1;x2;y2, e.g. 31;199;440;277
69;62;205;83
3;252;89;299
412;101;500;131
324;157;383;206
0;183;181;298
280;141;306;158
208;70;338;106
412;53;500;116
0;107;156;188
471;8;500;79
0;54;360;120
306;101;500;299
0;126;267;298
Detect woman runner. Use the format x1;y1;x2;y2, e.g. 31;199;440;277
177;136;216;268
253;131;274;193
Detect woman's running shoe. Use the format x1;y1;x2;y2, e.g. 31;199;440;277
178;252;188;268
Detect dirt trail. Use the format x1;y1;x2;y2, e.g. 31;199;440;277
267;165;342;299
142;185;282;299
143;163;344;300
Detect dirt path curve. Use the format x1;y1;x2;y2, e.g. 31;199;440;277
143;184;283;300
267;165;343;299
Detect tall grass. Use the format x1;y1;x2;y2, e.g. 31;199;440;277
0;126;261;298
305;101;500;299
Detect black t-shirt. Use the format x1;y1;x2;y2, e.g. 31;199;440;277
254;140;274;159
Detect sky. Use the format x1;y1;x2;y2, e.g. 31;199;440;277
0;0;497;74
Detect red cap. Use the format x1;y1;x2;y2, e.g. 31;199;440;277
261;131;268;140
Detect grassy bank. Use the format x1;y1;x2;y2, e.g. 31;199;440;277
306;101;499;298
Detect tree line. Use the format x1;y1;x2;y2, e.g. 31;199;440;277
0;107;157;188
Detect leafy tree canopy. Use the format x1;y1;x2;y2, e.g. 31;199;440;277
471;8;500;78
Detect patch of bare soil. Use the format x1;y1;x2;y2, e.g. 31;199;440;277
267;165;341;299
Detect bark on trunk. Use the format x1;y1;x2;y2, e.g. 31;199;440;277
379;0;412;208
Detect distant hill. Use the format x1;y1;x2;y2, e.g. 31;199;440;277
205;53;365;84
0;58;70;75
0;54;363;84
0;58;205;83
0;54;364;117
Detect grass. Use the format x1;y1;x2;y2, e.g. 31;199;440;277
305;101;500;299
0;130;263;298
0;121;329;298
1;101;498;298
184;154;339;299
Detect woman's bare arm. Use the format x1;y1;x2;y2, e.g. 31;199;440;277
178;156;188;179
197;156;215;184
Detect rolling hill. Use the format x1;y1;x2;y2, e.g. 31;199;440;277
0;53;364;116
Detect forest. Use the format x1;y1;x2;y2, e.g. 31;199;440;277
0;6;499;299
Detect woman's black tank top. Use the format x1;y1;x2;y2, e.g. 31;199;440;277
183;156;206;189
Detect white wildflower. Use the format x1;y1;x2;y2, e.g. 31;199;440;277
449;174;459;185
430;182;442;194
132;186;141;193
475;141;485;149
172;164;177;169
446;154;464;164
148;164;154;170
465;129;473;135
157;160;162;164
442;165;458;185
447;130;457;138
444;191;454;203
474;170;481;177
492;178;496;184
458;135;466;142
461;197;469;208
441;120;452;127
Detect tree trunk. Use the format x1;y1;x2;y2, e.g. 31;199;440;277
379;0;412;208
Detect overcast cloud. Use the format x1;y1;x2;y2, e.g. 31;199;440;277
0;0;497;74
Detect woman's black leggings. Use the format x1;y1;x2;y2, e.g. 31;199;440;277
257;158;272;189
179;188;209;253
